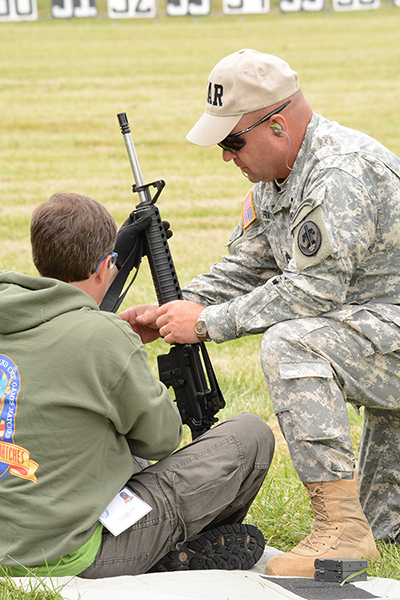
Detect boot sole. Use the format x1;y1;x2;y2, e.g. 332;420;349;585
151;523;265;572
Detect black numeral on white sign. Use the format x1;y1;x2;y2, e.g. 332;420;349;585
280;0;324;11
166;0;210;16
223;0;269;14
108;0;155;18
0;0;37;20
52;0;97;17
333;0;379;10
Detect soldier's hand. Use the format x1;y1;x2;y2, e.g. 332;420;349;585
156;301;205;344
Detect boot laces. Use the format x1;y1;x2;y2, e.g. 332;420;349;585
298;485;338;551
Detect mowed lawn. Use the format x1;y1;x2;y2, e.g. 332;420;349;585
1;4;400;581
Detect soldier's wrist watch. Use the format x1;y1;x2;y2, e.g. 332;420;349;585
195;310;211;342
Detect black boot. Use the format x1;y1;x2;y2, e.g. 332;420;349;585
149;523;265;572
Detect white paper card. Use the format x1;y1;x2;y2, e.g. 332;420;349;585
99;487;152;536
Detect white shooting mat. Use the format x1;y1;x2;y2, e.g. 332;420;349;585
13;547;400;600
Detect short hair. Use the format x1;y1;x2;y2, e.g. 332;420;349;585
31;192;117;283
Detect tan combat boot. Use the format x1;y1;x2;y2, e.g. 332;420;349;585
265;475;380;577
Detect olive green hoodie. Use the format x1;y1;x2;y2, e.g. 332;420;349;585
0;271;182;572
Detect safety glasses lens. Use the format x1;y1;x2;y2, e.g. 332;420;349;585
218;136;246;153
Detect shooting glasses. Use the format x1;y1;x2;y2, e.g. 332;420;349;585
95;252;118;273
217;100;291;154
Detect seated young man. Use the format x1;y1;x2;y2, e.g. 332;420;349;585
0;191;274;578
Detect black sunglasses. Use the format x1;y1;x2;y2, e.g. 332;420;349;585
218;100;291;154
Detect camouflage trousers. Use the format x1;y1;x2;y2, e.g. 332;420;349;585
260;308;400;541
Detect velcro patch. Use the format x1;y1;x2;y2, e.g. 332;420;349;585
279;361;333;380
242;190;256;229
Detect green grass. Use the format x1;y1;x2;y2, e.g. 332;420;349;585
0;573;67;599
1;6;400;592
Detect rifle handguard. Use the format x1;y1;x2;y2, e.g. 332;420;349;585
102;112;226;440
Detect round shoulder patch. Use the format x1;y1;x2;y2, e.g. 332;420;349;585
297;221;322;256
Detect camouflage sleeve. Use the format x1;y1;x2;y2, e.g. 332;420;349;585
185;167;378;343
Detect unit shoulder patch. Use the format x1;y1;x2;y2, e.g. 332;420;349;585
293;207;336;271
297;221;322;256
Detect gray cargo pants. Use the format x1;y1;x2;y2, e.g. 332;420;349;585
79;412;274;578
260;310;400;541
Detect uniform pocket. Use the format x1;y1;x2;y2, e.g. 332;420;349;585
165;435;243;526
343;308;400;355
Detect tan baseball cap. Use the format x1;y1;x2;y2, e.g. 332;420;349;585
186;49;299;147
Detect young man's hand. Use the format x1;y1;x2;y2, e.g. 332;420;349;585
119;304;160;344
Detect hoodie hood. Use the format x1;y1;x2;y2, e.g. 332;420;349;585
0;271;98;335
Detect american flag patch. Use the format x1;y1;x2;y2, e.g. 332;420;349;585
242;190;256;229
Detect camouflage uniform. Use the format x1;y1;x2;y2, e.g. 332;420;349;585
183;113;400;541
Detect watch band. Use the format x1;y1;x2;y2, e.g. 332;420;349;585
195;309;211;342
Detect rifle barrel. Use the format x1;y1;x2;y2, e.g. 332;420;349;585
117;113;151;205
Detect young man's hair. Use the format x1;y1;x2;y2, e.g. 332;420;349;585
31;192;117;283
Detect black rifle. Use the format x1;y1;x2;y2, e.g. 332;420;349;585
100;112;225;440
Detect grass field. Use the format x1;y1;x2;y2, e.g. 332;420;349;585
1;4;400;590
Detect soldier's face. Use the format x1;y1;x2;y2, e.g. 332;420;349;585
221;116;288;183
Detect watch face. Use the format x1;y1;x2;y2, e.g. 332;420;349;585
195;321;207;336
